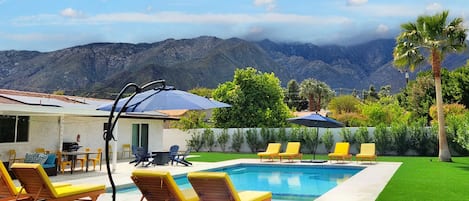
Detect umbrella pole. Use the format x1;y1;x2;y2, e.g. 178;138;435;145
313;127;319;160
104;80;166;201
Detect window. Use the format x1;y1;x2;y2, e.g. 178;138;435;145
132;124;149;151
0;115;29;143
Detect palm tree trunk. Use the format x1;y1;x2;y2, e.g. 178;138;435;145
432;50;452;162
308;95;314;112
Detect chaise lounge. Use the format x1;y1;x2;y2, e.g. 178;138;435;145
257;143;281;161
328;142;352;162
11;163;105;201
278;142;302;162
356;143;377;163
188;171;272;201
131;170;199;201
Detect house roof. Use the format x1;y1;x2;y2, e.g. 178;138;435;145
0;89;172;119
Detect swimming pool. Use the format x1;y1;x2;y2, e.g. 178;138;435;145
120;163;364;200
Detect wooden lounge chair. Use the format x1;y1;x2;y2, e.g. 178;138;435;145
356;143;377;163
188;172;272;201
328;142;352;162
131;170;199;201
278;142;302;162
10;163;105;201
0;160;70;200
257;143;281;161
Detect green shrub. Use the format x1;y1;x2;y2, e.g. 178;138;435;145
231;129;244;152
289;127;301;142
354;127;372;152
217;128;230;152
447;113;469;155
186;130;204;152
246;128;261;153
300;128;318;154
455;113;469;151
374;124;391;155
390;123;409;155
409;119;433;156
202;128;216;152
260;127;276;145
277;127;288;144
340;127;355;144
321;129;334;153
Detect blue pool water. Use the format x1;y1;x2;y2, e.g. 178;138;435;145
121;164;363;200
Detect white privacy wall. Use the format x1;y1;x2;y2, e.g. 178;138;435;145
162;128;371;154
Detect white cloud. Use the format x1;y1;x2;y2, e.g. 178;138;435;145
376;24;389;34
346;0;368;6
60;8;85;18
425;3;443;14
253;0;276;12
13;12;351;26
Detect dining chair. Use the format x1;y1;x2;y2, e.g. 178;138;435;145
75;148;90;171
35;148;46;154
7;149;24;167
122;144;131;159
88;148;102;171
56;151;73;174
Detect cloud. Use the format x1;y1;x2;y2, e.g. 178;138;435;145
13;12;351;26
253;0;276;12
60;8;85;18
425;3;443;14
376;24;389;34
346;0;368;6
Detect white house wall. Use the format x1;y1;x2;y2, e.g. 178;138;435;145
0;115;165;162
116;118;165;153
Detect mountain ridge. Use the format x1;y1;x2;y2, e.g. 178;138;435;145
1;36;468;98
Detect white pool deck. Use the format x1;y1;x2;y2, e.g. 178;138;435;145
13;158;401;201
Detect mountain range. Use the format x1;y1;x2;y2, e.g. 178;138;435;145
0;36;468;98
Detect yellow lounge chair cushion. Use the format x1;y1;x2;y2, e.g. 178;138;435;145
257;143;281;156
238;190;272;201
53;184;105;198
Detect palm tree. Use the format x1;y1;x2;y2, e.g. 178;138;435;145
393;10;467;162
299;78;334;112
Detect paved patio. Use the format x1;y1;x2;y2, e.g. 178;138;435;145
12;159;401;201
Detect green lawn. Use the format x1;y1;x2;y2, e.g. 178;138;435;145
187;152;469;201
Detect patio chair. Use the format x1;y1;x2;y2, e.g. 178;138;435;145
129;147;152;167
7;149;24;167
88;148;102;170
188;171;272;201
121;144;131;159
328;142;352;162
10;163;105;201
175;148;193;166
0;160;70;199
356;143;377;163
168;145;180;166
131;170;199;201
278;142;302;162
257;143;281;161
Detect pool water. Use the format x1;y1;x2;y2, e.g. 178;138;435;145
120;164;363;200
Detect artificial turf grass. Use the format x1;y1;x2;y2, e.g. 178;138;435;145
376;156;469;201
188;152;469;201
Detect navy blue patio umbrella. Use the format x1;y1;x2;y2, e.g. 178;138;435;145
97;86;230;112
287;113;344;162
96;80;230;201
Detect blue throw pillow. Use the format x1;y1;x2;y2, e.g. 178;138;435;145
45;154;56;164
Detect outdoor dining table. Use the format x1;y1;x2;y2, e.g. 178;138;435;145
62;151;101;174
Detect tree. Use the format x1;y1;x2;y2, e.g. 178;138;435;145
328;95;361;115
189;87;213;98
299;78;334;112
212;67;291;128
285;79;306;111
393;10;467;162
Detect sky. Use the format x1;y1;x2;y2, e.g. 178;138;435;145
0;0;468;52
